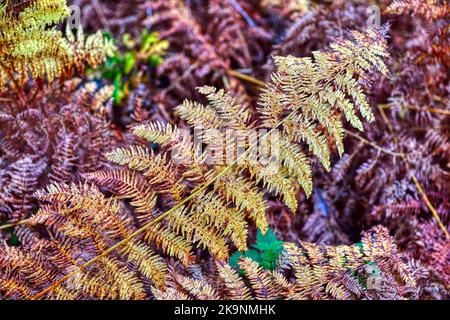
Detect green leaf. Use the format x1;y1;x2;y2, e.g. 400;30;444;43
245;249;261;262
149;54;163;67
229;227;285;272
102;31;115;43
123;52;136;75
141;31;158;51
253;228;284;252
113;74;123;105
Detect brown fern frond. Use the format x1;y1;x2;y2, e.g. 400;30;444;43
387;0;449;20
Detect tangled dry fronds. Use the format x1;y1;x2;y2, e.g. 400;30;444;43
0;1;117;225
386;0;449;20
383;0;449;122
0;80;116;223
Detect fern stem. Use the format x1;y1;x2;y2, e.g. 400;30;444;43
345;130;403;157
225;0;256;28
0;219;28;231
92;0;111;32
411;175;449;239
379;103;450;116
226;69;266;87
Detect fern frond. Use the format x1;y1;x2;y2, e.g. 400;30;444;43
132;122;182;147
82;170;157;214
143;224;195;266
191;192;248;252
119;241;168;290
0;0;115;91
106;146;185;202
166;205;230;261
278;137;313;197
176;100;223;129
215;173;269;234
175;275;220;300
238;257;276;300
198;86;254;131
74;256;146;300
248;163;299;212
387;0;449;20
284;117;331;170
216;262;252;300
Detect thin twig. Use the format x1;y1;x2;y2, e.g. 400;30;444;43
345;130;403;157
379;103;450;116
0;219;28;231
226;69;266;87
225;0;256;28
92;0;111;33
411;175;449;238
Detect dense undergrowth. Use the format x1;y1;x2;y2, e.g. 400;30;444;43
0;0;448;300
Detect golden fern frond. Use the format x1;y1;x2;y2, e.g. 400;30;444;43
198;85;255;131
102;140;239;260
248;163;299;212
0;0;114;91
106;145;157;172
282;226;416;299
71;256;146;300
106;146;185;202
258;87;284;128
33;182;119;218
132;122;182;147
0;0;69;30
191;192;248;252
175;275;220;300
215;173;269;234
176;100;223;129
83;170;157;214
238;257;276;300
216;262;252;300
261;28;388;162
119;241;168;290
25;182;173;295
77;175;193;270
0;272;34;300
35;29;391;297
278;136;313;197
75;174;196;268
143;224;195;266
284;117;331;170
271;271;300;299
66;26;116;75
166;205;230;261
0;245;78;299
132;122;215;184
